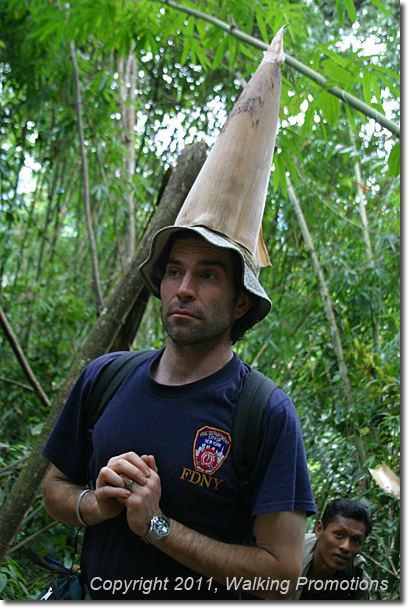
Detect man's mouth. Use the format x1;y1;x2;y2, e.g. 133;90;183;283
333;553;349;565
170;308;199;319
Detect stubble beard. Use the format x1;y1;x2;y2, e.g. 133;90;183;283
160;300;237;350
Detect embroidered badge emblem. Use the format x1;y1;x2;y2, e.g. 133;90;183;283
193;427;231;474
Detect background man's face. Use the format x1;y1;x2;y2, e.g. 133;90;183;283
315;514;366;573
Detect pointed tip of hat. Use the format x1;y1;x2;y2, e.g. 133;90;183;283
261;26;286;67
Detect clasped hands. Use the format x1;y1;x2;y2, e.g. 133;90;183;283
94;451;161;537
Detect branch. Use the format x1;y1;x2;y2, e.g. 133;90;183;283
0;376;35;393
0;457;28;477
156;0;400;138
0;306;51;408
69;38;105;315
6;522;58;556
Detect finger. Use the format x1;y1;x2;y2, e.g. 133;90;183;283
108;453;152;481
141;454;158;473
97;466;128;489
95;484;131;501
105;460;148;487
120;474;137;491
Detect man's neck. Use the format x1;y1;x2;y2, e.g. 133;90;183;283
151;342;234;386
308;547;339;583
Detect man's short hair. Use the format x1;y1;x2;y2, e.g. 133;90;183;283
321;498;372;538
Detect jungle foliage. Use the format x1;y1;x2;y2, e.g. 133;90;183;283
0;0;400;600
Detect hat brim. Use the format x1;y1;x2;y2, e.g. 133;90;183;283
138;225;272;326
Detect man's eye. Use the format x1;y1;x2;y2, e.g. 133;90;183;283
166;267;181;277
203;271;216;280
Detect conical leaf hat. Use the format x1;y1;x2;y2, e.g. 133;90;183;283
175;27;284;268
139;28;285;328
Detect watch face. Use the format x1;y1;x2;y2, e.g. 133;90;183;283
153;514;170;536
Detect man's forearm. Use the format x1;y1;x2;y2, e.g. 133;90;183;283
43;476;95;527
152;517;302;600
42;465;126;527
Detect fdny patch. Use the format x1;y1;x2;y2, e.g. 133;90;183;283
193;427;231;475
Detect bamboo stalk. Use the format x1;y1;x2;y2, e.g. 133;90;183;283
349;124;381;355
286;174;367;471
155;0;400;138
69;39;105;315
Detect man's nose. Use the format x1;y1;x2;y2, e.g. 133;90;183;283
339;538;351;554
177;272;196;300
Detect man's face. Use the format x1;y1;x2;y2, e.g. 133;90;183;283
159;236;250;348
314;515;366;574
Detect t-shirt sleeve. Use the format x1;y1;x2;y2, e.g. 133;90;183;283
249;388;316;518
41;353;124;485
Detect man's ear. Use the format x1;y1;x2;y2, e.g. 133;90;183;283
315;520;324;540
234;291;252;320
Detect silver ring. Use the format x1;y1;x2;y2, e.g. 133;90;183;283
126;477;134;491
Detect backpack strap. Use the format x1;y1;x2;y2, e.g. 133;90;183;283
83;350;155;475
231;369;277;539
85;350;155;434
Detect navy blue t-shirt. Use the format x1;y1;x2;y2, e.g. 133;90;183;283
42;350;315;600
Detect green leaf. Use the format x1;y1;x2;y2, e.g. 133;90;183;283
0;573;7;594
388;142;400;177
228;36;238;73
336;0;344;26
343;101;356;132
255;10;269;44
323;60;354;87
371;73;382;104
343;0;357;23
300;103;315;140
180;39;190;66
362;69;372;105
318;91;341;126
211;35;229;70
369;0;394;17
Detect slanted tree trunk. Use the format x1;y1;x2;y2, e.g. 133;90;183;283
0;142;207;563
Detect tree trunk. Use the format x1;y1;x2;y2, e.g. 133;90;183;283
0;142;207;563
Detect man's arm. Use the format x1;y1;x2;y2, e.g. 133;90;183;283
121;457;306;600
156;510;306;600
42;452;155;526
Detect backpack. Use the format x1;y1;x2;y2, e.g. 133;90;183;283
84;350;277;538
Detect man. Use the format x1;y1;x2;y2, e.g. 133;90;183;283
291;498;373;600
41;28;316;600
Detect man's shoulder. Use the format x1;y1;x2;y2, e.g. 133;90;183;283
304;533;318;557
238;361;295;411
85;349;158;378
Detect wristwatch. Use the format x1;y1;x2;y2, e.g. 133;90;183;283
141;514;171;544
